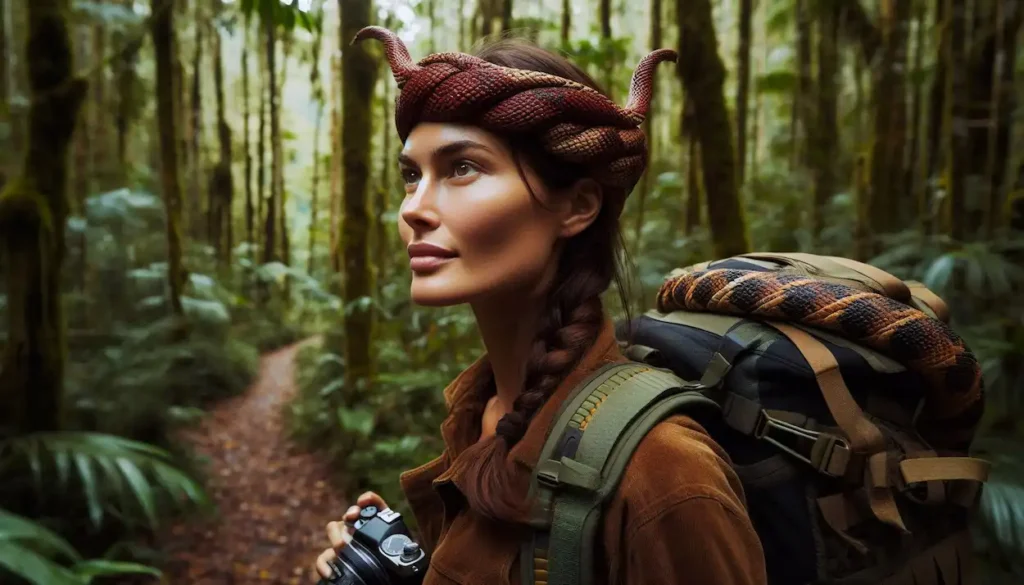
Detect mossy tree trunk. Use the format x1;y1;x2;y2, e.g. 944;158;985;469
257;20;267;261
243;16;254;255
734;0;751;188
0;0;87;434
151;0;187;322
188;0;204;241
277;35;292;273
633;0;662;248
811;2;838;244
375;18;394;293
209;2;233;266
329;48;342;277
946;0;969;242
794;0;812;170
599;0;613;99
989;1;1021;234
340;0;379;394
262;18;278;267
308;17;325;276
676;0;750;257
868;0;910;249
114;0;141;182
560;0;570;45
906;1;927;230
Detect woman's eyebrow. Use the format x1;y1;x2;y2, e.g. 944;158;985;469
398;140;495;166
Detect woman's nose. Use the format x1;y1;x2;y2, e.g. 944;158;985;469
400;180;441;231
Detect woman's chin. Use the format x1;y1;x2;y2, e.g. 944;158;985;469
409;280;470;307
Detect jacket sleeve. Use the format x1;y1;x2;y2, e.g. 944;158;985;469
603;414;768;585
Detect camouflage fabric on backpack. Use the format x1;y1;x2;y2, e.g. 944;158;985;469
520;252;991;585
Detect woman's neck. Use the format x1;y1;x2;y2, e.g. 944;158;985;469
471;296;545;414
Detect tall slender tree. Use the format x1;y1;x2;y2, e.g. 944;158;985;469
734;0;752;187
340;0;379;394
676;0;750;257
0;0;86;433
152;0;187;322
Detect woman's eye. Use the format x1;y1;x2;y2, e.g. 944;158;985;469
401;169;420;184
454;163;473;177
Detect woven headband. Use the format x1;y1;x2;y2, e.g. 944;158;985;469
353;26;676;202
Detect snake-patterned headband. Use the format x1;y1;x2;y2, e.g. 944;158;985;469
353;26;676;205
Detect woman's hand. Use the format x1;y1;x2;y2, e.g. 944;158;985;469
315;491;390;579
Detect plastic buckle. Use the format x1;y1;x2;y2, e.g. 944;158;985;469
535;460;561;490
754;411;850;478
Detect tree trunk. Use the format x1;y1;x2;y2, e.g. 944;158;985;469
262;19;277;266
676;0;750;257
632;0;662;248
308;17;325;276
151;0;187;322
685;132;702;235
257;21;267;261
114;0;141;181
243;16;254;254
990;0;1021;233
561;0;571;44
794;0;812;170
340;0;379;393
734;0;751;187
0;0;86;434
188;1;204;241
906;1;927;231
211;3;233;266
926;0;947;199
501;0;513;33
278;35;291;271
600;0;613;98
309;101;323;276
811;2;838;244
868;0;910;249
329;49;342;276
946;0;969;242
375;27;394;291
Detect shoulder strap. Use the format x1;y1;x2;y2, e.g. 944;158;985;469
521;363;719;585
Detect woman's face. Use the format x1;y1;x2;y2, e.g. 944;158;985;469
397;123;599;307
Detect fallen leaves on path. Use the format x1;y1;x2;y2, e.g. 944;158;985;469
152;338;346;585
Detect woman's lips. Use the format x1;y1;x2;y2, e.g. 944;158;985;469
409;256;455;272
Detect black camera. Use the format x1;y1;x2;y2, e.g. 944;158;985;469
317;505;428;585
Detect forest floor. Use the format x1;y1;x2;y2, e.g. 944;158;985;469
153;336;344;585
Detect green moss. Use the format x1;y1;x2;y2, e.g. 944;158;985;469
0;176;52;233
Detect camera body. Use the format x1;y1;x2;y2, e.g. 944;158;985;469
319;506;428;585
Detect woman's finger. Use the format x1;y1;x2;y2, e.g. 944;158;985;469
326;521;348;549
341;505;360;521
356;491;386;509
316;548;337;579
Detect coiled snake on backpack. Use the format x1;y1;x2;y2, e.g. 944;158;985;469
657;268;984;450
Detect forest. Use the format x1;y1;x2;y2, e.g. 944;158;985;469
0;0;1021;583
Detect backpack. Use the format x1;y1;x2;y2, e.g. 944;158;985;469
520;252;991;585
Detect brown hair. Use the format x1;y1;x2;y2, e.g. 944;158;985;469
454;36;636;522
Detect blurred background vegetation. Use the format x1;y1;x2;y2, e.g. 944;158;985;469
0;0;1022;583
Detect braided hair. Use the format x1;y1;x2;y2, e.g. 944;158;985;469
454;38;635;523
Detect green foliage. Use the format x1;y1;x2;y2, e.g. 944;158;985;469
0;508;160;585
239;0;317;32
0;431;212;585
285;281;482;522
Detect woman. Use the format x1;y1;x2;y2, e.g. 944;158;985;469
315;26;767;585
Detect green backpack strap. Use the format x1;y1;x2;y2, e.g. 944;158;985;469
520;362;720;585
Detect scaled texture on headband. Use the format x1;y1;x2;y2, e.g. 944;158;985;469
353;26;676;194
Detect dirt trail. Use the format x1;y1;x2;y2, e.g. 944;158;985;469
158;337;345;585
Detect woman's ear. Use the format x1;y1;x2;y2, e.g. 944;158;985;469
558;178;603;238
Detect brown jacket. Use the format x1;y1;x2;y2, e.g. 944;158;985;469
399;318;768;585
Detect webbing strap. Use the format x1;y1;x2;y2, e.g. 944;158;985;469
826;256;910;301
906;280;951;322
899;456;991;484
766;322;909;534
523;364;718;585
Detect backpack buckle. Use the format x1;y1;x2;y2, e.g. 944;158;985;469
754;411;852;478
